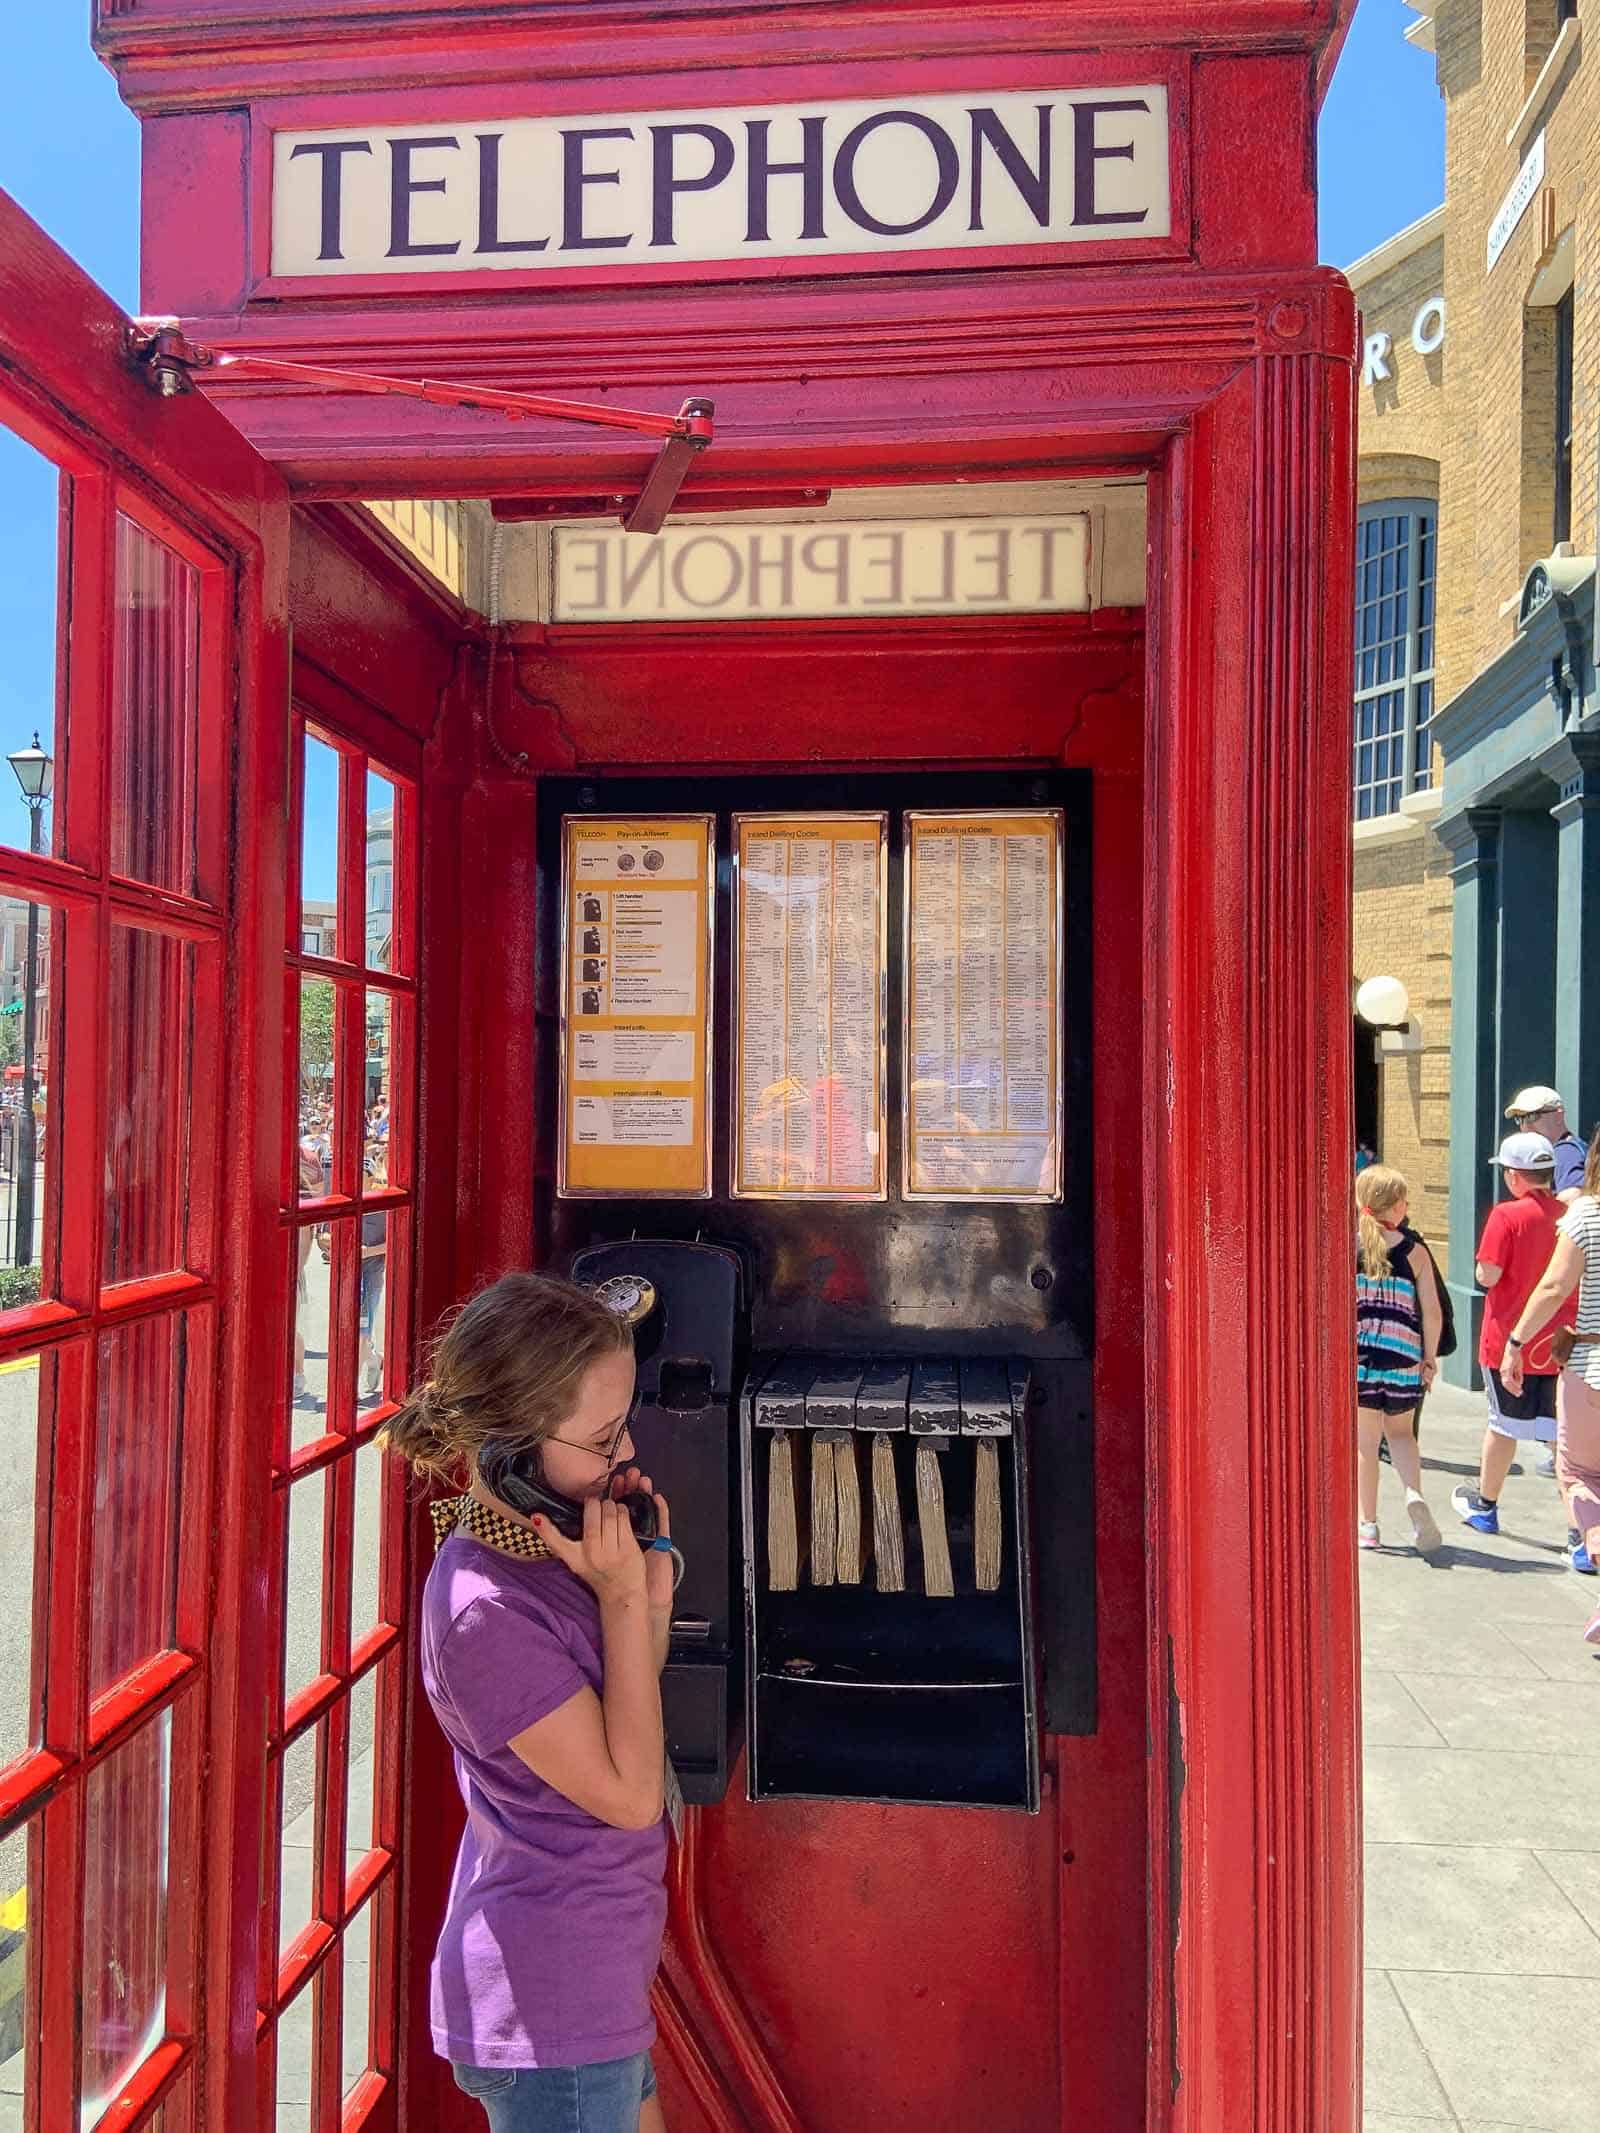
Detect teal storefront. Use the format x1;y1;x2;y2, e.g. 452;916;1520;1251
1437;556;1600;1382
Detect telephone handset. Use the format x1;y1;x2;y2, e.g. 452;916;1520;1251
476;1438;660;1545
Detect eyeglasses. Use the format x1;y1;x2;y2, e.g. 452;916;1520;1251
1514;1107;1558;1123
548;1391;640;1469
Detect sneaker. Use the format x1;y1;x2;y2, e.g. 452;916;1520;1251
1406;1495;1442;1555
1572;1531;1598;1575
1586;1605;1600;1647
294;1386;325;1415
1537;1447;1558;1478
1451;1484;1500;1535
1358;1522;1381;1551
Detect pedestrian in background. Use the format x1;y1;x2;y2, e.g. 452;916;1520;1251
1452;1132;1573;1536
1501;1126;1600;1631
1505;1086;1587;1201
1356;1164;1443;1554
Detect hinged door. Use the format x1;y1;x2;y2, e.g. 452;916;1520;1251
0;185;293;2133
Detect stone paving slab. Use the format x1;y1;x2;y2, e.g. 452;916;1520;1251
1363;1381;1600;2131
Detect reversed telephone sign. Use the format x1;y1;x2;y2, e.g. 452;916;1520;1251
559;815;715;1198
733;812;889;1200
903;809;1064;1202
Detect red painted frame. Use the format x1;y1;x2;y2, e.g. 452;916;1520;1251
0;185;291;2133
32;0;1362;2122
255;705;419;2132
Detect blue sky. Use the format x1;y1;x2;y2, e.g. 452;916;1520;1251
0;3;1442;874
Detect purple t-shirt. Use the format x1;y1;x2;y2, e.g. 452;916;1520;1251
419;1533;668;2068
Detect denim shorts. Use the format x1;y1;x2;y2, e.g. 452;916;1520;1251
452;2052;656;2132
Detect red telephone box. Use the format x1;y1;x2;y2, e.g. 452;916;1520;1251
0;3;1361;2128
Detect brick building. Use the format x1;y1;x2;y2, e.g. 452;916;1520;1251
1349;210;1452;1255
1379;0;1600;1379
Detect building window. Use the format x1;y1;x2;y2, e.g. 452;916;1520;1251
1558;0;1578;22
1353;501;1437;820
1554;287;1575;547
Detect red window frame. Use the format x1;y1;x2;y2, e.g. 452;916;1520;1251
0;383;235;2133
255;712;418;2131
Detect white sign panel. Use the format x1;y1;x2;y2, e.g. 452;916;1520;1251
1488;131;1545;273
271;87;1171;278
553;516;1091;622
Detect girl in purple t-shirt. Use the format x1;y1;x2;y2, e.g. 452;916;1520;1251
388;1272;674;2133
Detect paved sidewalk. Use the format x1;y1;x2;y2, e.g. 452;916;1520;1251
1363;1377;1600;2132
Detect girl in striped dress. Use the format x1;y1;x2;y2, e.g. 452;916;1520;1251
1357;1165;1443;1554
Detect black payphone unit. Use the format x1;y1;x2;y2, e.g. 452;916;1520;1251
542;770;1095;1815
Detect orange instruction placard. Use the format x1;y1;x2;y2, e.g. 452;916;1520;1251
733;813;888;1199
559;815;714;1198
903;809;1063;1201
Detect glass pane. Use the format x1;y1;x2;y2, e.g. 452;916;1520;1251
356;1214;389;1413
290;1225;332;1453
362;993;392;1165
275;1980;316;2129
0;421;62;862
344;1668;378;1867
111;513;200;895
105;925;194;1286
364;773;395;973
81;1713;170;2126
342;1900;375;2103
0;1814;34;2121
0;1352;54;1776
91;1314;187;1701
297;978;335;1204
300;733;341;953
0;900;56;1296
278;1723;322;1964
283;1471;328;1714
350;1438;386;1653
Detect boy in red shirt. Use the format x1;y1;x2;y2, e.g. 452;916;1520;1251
1453;1132;1578;1536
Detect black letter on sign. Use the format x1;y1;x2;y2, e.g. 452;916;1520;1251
289;140;372;263
833;112;960;237
745;115;827;243
561;127;634;251
388;135;462;257
968;106;1052;232
650;124;736;247
477;133;549;254
1070;98;1151;227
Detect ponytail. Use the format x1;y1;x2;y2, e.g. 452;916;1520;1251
382;1379;465;1489
1357;1207;1392;1279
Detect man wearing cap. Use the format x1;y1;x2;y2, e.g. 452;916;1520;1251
1505;1087;1588;1202
1453;1132;1580;1540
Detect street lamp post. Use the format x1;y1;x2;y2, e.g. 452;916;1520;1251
8;735;52;1270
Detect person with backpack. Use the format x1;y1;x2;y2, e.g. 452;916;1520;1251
1452;1132;1576;1539
1356;1164;1444;1553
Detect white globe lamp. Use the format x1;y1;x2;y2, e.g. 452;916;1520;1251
1355;974;1410;1029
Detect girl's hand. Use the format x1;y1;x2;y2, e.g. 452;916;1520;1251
609;1466;673;1613
1421;1357;1438;1388
533;1493;647;1607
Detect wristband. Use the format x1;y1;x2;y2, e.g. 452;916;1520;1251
648;1536;686;1591
1507;1334;1524;1350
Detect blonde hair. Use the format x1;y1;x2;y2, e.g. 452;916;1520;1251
386;1271;630;1488
1356;1165;1408;1277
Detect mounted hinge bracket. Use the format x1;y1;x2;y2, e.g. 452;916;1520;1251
125;320;715;530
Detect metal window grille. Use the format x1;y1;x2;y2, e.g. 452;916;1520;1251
1352;501;1437;821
